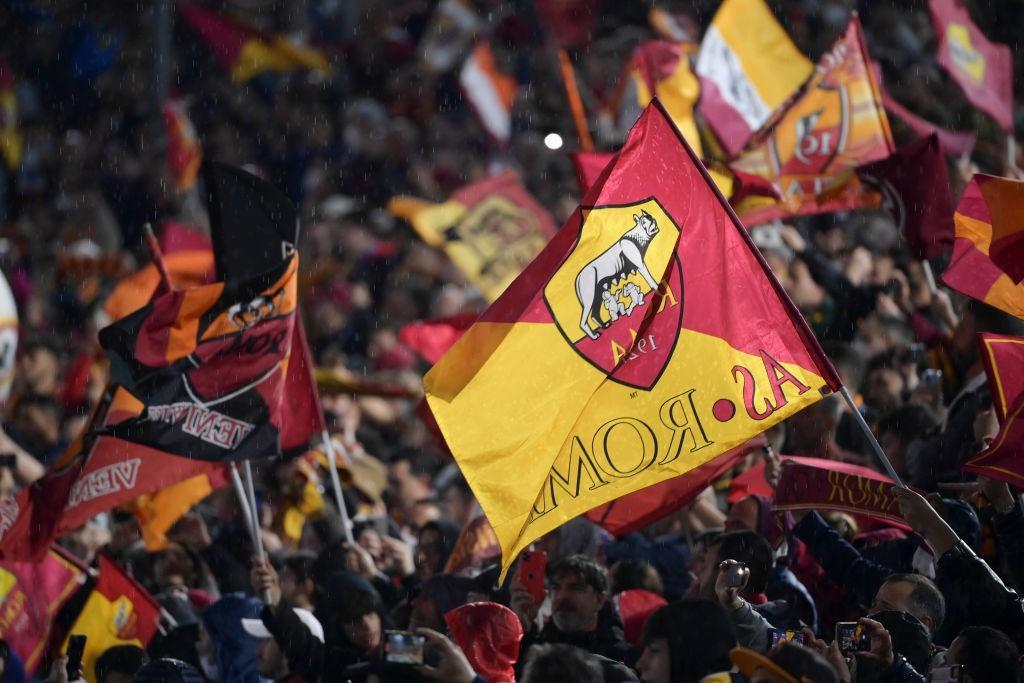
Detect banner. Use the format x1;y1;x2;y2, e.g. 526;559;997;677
425;100;841;579
731;17;893;225
389;172;557;302
399;314;477;365
774;457;905;527
695;0;813;156
460;42;517;145
132;466;231;551
943;175;1024;319
930;0;1013;132
857;134;955;260
0;547;84;672
178;2;330;82
62;555;160;682
963;334;1024;486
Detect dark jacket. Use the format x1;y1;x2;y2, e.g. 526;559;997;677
860;654;926;683
519;600;638;675
988;498;1024;590
935;540;1024;646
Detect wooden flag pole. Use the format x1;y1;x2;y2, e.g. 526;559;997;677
321;429;355;544
241;460;272;604
839;386;904;487
921;259;938;295
558;49;594;152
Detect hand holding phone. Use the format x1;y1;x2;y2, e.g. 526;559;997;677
835;622;869;655
383;630;426;666
65;634;87;679
516;551;547;604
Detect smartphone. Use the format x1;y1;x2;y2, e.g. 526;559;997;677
65;634;87;678
518;550;547;604
724;561;747;588
835;622;869;655
769;628;805;647
383;630;426;665
927;665;963;682
921;368;943;386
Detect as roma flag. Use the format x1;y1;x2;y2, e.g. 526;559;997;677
425;101;841;579
963;334;1024;486
389;171;557;302
943;175;1024;319
731;16;893;226
930;0;1013;132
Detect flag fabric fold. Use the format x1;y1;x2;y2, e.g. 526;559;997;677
774;457;906;527
389;171;556;302
929;0;1013;132
731;17;894;226
943;175;1024;319
963;334;1024;485
695;0;813;157
856;134;955;260
425;100;841;579
880;88;977;157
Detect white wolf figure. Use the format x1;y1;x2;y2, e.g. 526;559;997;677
575;210;660;340
622;281;645;316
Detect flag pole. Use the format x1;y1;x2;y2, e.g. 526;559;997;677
1008;134;1018;174
838;386;904;487
241;460;272;603
557;49;594;152
230;462;257;541
321;430;355;544
142;223;174;291
921;260;938;295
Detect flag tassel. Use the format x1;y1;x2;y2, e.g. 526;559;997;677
558;49;594;152
839;386;904;486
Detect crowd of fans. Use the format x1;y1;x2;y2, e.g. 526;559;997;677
1;0;1024;681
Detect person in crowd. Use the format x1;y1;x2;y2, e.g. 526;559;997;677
635;598;742;683
93;645;147;683
241;605;324;682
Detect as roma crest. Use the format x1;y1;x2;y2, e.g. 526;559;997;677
544;198;683;390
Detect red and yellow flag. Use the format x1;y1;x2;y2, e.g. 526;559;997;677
943;175;1024;319
132;466;231;551
460;42;517;145
963;334;1024;486
0;63;21;171
163;99;203;192
389;171;557;302
425;101;841;578
62;555;160;682
731;16;893;225
0;547;84;672
178;3;330;82
616;41;702;157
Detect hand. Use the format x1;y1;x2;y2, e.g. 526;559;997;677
415;628;477;683
47;657;69;683
168;513;212;550
853;617;894;672
779;224;807;254
343;542;379;579
380;536;415;577
764;450;783;490
714;559;749;610
510;584;542;631
802;629;850;683
981;476;1017;514
250;554;282;608
929;289;959;330
894;487;960;556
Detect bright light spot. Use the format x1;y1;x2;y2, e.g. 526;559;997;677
544;133;563;150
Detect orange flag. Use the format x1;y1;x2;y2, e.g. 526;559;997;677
943;175;1024;319
425;100;841;578
163;99;203;192
731;16;893;225
963;334;1024;485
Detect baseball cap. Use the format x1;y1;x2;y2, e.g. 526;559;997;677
731;641;838;683
242;608;325;644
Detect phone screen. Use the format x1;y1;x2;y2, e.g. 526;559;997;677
769;629;805;647
383;631;426;665
835;622;868;655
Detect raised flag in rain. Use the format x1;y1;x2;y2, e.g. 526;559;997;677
963;334;1024;486
460;42;517;145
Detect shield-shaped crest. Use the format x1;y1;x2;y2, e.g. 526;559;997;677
543;198;683;390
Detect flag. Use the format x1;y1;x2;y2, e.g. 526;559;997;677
0;63;21;171
695;0;813;157
389;171;557;302
963;335;1024;486
419;0;482;74
425;101;841;579
280;319;328;452
731;17;894;225
0;270;17;403
0;547;84;672
571;152;616;196
444;514;501;573
881;88;977;157
585;436;765;536
399;314;478;365
178;2;330;82
162;99;202;192
315;368;420;399
930;0;1013;132
616;41;702;157
856;134;955;259
132;467;231;551
62;555;160;682
648;6;699;44
535;0;601;48
460;42;517;145
943;175;1024;319
774;457;906;527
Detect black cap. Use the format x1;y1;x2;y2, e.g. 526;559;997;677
132;658;204;683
